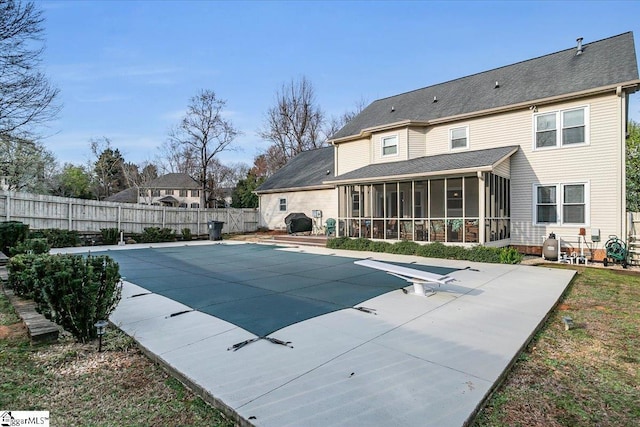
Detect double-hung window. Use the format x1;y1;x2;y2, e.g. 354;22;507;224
535;183;587;225
381;135;398;156
450;126;468;150
534;106;588;149
279;198;287;212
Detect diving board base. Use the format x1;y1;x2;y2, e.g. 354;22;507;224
354;259;456;297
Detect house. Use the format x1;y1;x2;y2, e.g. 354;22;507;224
107;173;201;208
256;146;336;230
256;33;639;257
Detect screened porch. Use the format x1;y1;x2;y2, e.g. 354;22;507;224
336;172;510;244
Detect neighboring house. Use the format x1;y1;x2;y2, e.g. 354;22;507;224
256;146;336;230
107;173;201;208
257;33;639;256
210;186;234;208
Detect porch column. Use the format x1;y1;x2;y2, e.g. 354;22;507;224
478;171;486;244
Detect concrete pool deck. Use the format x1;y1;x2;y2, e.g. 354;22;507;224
54;241;576;426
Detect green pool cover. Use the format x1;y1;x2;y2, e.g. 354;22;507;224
89;244;458;338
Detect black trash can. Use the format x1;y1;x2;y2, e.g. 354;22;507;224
207;220;224;241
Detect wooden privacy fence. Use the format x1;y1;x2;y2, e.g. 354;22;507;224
0;190;259;235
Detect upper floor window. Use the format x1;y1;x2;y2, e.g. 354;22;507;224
279;198;287;212
179;189;187;197
151;189;160;197
165;189;174;195
534;182;587;225
191;190;199;197
535;106;588;149
450;126;468;150
381;135;398;156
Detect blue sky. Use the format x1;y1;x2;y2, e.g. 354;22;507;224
36;0;640;168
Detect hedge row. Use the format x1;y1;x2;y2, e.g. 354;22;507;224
7;253;122;342
326;237;523;264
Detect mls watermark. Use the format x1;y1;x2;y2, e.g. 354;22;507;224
0;411;49;427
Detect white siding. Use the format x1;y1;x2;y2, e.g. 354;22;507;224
372;129;408;163
408;127;427;159
493;158;510;178
259;188;338;231
336;138;370;175
333;91;625;247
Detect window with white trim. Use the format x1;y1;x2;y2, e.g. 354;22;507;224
279;198;287;212
534;106;588;149
535;183;587;225
381;135;398;156
450;126;468;149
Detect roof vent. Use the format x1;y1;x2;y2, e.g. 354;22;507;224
494;81;500;88
391;106;395;112
433;96;438;103
576;37;583;55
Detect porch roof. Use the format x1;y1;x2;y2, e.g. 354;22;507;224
325;145;518;185
158;195;179;204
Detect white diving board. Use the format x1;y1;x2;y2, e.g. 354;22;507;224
354;259;456;297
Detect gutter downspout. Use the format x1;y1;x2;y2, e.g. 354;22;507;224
619;86;627;240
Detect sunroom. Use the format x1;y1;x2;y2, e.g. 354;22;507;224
326;146;518;245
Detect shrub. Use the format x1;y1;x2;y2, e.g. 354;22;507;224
499;247;523;264
181;228;192;241
29;229;80;248
6;254;40;298
327;236;522;264
9;238;51;256
466;246;502;263
370;241;393;253
0;221;29;256
415;242;448;258
139;227;176;243
7;253;122;342
389;241;420;255
326;236;350;249
101;228;120;245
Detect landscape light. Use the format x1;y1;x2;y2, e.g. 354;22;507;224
95;320;108;352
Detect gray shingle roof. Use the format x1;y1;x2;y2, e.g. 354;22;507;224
332;32;639;140
256;146;334;192
148;173;199;189
326;146;519;183
105;187;138;203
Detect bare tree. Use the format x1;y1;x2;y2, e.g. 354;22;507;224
167;89;239;207
121;161;158;205
0;0;60;138
323;97;368;140
156;138;198;176
258;76;325;165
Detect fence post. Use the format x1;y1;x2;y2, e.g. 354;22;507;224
68;201;73;230
118;206;122;231
5;193;10;221
162;207;166;228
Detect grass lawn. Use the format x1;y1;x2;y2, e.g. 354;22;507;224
473;265;640;426
0;294;235;427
